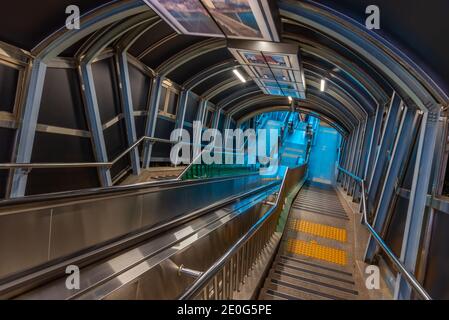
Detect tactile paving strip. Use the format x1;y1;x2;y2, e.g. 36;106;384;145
290;219;347;242
286;239;347;266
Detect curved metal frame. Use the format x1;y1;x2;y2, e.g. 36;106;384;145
237;105;347;136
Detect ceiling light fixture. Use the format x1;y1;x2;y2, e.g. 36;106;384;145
320;79;326;92
233;69;247;83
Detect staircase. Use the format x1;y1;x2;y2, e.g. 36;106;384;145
259;181;363;300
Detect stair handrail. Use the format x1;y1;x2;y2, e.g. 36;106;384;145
337;166;432;300
178;165;305;300
0;136;173;170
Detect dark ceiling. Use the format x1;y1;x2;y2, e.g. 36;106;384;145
0;0;447;131
316;0;449;94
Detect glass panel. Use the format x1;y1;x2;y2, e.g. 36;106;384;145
277;82;297;91
271;69;292;82
265;87;283;96
205;0;263;39
148;0;223;36
261;80;279;88
241;51;266;65
252;66;274;80
0;64;19;113
283;90;301;99
166;91;179;115
158;86;167;111
262;54;290;68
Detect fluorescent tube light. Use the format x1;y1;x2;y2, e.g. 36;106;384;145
233;69;246;83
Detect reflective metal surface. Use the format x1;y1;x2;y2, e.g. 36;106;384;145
338;166;432;300
0;174;270;285
15;182;279;300
180;164;307;300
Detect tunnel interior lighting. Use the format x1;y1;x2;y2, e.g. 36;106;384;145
233;69;247;83
320;79;326;92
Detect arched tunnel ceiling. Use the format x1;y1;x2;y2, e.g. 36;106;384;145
1;1;448;134
315;0;449;95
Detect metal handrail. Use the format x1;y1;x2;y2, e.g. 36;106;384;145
177;136;251;180
178;167;291;300
337;166;432;300
0;136;244;171
0;136;176;170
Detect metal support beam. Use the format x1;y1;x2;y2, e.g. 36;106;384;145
224;115;232;130
198;99;208;125
351;120;368;199
368;93;402;211
364;102;385;186
345;125;360;192
340;133;353;186
9;60;47;198
354;117;375;200
116;52;141;176
212;109;221;130
395;110;440;300
365;107;419;262
142;76;163;168
175;90;189;132
79;63;112;187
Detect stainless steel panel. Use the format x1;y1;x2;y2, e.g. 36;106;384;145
49;195;142;259
0;174;271;284
16;187;275;300
0;209;52;279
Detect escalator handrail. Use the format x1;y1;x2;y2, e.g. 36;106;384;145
0;172;260;209
337;166;432;300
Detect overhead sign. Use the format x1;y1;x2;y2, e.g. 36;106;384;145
144;0;281;42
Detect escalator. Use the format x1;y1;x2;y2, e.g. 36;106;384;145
0;165;304;299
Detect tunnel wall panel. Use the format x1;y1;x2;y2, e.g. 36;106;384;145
103;120;130;179
26;132;100;195
0;128;15;198
38;68;88;130
423;210;449;299
184;94;200;124
128;63;151;111
91;58;122;124
153;116;175;160
0;64;19;113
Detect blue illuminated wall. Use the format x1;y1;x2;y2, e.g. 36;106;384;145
308;123;341;185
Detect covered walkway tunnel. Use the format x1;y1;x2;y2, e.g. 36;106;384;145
0;0;448;301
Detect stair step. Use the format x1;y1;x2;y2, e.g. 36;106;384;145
277;255;354;277
268;278;342;300
259;289;296;300
273;262;356;289
264;280;331;300
291;206;349;220
269;270;358;299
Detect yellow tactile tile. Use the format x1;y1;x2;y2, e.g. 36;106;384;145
290;219;347;242
286;239;347;266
